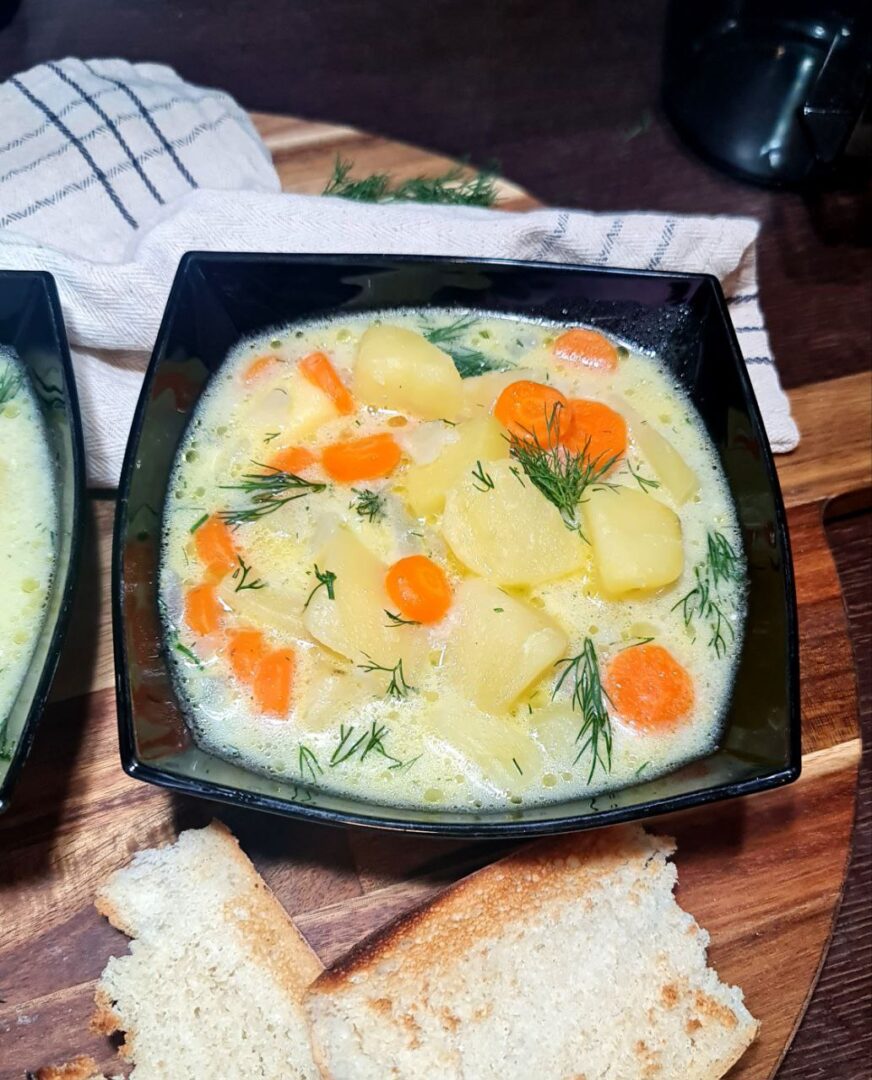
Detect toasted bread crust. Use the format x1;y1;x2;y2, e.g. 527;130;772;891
33;1056;103;1080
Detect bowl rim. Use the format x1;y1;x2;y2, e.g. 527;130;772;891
113;251;800;837
0;270;86;810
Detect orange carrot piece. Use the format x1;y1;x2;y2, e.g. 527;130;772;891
194;515;237;579
184;583;223;637
252;647;295;716
552;328;619;371
244;354;281;383
226;627;268;684
604;643;694;732
493;380;569;445
268;445;317;474
385;555;452;624
561;399;627;469
321;433;402;483
299;351;355;415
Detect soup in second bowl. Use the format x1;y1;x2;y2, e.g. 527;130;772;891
160;310;745;811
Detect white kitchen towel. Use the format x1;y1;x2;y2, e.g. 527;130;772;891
0;58;799;487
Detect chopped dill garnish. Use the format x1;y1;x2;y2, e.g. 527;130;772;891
329;721;403;767
232;555;267;592
358;655;416;698
384;609;421;628
304;565;337;608
351;487;385;522
388;752;422;773
0;364;22;407
672;530;742;658
173;640;203;669
298;744;323;782
189;513;209;534
552;638;612;782
423;316;513;378
220;464;327;526
627;462;660;492
620;635;655;650
493;607;504;613
263;431;281;443
471;460;495;491
323;157;499;207
508;405;618;529
635;760;651;776
512;757;524;776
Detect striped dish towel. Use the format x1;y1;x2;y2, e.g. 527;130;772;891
0;59;799;487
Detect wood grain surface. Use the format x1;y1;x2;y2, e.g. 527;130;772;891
0;113;867;1078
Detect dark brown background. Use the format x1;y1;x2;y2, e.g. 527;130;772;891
1;1;870;1075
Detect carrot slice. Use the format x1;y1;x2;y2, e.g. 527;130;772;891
604;643;694;731
184;583;223;637
552;329;619;371
385;555;452;624
194;515;237;579
268;445;317;474
244;354;281;383
321;433;402;483
226;627;268;684
252;647;295;716
493;380;569;445
299;351;355;415
561;399;627;469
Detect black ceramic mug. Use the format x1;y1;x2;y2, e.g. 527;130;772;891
663;0;872;187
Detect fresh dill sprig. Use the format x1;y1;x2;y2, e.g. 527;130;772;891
220;464;327;526
323;157;499;207
189;513;209;534
173;639;203;669
672;530;742;658
351;487;385;523
0;364;22;407
508;406;618;529
422;315;479;344
384;609;421;628
329;721;403;767
552;638;613;782
232;555;267;592
304;565;337;608
627;461;660;493
423;316;513;378
358;655;416;698
298;744;323;782
471;460;495;491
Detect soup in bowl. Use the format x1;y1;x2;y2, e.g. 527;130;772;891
159;309;746;813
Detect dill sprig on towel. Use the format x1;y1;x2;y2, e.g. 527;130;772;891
323;157;499;207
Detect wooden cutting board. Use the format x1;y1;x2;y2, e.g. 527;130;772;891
0;114;868;1080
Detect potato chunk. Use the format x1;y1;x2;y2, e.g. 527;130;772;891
282;369;339;441
441;459;585;586
423;696;544;794
354;325;463;421
303;527;423;671
401;416;509;517
583;487;683;595
625;405;698;504
446;578;567;712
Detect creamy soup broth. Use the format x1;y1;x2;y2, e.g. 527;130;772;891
160;310;745;811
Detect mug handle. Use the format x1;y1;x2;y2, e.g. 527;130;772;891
801;24;871;165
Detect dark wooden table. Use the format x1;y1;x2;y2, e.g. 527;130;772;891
1;2;870;1075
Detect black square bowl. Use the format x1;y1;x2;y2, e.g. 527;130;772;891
113;253;799;836
0;271;85;811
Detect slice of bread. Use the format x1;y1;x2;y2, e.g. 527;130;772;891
92;820;323;1079
306;824;758;1080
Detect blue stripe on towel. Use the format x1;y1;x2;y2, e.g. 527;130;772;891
728;293;759;305
83;62;197;190
647;218;676;269
596;218;624;264
47;62;164;206
743;355;773;365
734;326;764;333
10;76;137;228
